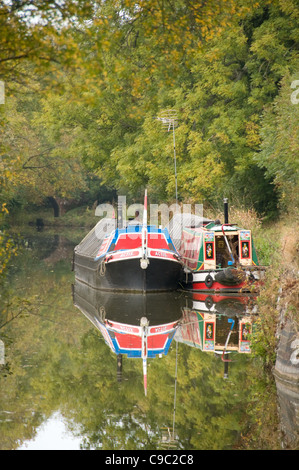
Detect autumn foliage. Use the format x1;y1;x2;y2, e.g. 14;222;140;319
1;0;299;273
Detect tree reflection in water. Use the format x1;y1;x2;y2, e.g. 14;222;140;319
0;230;293;450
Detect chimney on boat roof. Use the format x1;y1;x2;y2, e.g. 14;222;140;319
223;198;229;224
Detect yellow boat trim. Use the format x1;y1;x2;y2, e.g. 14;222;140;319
196;262;204;271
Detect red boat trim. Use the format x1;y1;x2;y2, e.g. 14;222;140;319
192;293;256;302
192;280;246;291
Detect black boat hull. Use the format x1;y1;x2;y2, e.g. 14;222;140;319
74;253;183;292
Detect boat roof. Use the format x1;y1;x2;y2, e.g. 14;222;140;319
165;213;213;250
74;217;116;257
204;222;241;231
183;221;243;233
75;218;175;258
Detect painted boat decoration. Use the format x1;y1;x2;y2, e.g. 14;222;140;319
74;190;183;292
72;280;184;396
175;293;257;374
179;199;266;292
104;317;179;396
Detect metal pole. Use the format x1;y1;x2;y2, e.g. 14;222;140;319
173;339;178;438
173;120;178;205
156;110;178;204
223;198;229;224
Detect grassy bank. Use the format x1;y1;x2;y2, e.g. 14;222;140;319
254;219;299;368
249;215;298;368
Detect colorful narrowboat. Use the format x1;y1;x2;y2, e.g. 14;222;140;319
74;191;183;292
179;200;266;292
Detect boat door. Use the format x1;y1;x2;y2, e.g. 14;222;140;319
238;230;252;266
239;316;252;353
203;232;216;269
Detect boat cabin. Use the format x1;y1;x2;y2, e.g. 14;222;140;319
179;221;259;272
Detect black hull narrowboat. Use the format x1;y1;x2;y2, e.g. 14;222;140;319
74;191;184;292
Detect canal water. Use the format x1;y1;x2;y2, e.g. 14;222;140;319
0;228;298;450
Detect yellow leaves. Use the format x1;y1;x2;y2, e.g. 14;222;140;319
215;132;230;144
206;47;221;63
1;203;9;215
0;209;18;276
245;120;261;149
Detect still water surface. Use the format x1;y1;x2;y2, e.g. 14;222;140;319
0;229;296;450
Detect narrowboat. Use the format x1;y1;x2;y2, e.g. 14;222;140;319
74;191;183;292
179;199;266;292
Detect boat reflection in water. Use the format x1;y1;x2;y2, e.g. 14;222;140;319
73;278;185;396
175;292;258;377
73;276;258;397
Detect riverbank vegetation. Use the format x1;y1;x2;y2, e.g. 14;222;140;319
1;1;299;364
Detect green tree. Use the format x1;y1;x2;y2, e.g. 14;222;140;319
1;0;299;218
256;72;299;213
1;90;89;207
41;0;297;213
